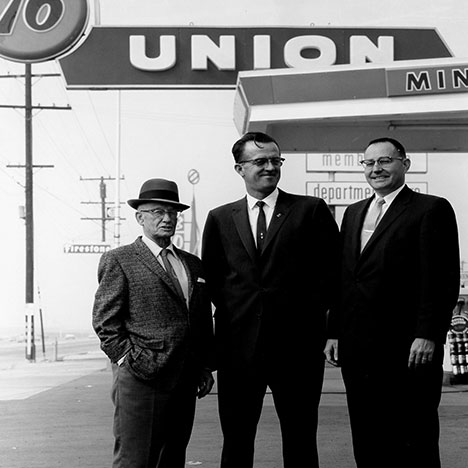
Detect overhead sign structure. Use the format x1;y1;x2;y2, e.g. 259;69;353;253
304;152;428;173
0;0;90;63
58;27;452;89
306;182;428;206
234;57;468;153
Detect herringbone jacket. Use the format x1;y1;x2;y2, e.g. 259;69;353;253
92;237;214;389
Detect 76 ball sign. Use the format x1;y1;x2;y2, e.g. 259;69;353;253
0;0;89;62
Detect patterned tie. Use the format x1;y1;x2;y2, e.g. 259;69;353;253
160;248;185;300
361;197;386;252
256;201;267;253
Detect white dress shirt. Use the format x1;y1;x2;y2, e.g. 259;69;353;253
372;184;406;219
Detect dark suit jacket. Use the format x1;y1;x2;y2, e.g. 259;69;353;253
92;237;214;388
202;189;340;371
329;185;460;366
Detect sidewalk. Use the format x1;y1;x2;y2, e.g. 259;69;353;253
0;354;466;468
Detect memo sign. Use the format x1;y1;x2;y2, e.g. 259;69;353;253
0;0;89;62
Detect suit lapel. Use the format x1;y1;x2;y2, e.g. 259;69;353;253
232;198;257;263
261;190;291;255
133;238;186;304
175;247;194;301
359;186;412;257
350;198;372;261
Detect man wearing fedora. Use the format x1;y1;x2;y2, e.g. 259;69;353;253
93;178;215;468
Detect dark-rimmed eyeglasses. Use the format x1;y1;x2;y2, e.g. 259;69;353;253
138;208;178;218
359;156;405;168
237;157;285;167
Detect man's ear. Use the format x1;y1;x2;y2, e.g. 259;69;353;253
403;158;411;173
135;211;144;226
234;163;244;177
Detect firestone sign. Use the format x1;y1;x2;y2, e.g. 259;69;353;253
59;26;453;89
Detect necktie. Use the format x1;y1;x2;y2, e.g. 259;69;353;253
361;197;385;251
160;248;185;300
256;201;267;253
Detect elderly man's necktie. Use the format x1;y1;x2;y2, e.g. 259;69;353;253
160;248;185;300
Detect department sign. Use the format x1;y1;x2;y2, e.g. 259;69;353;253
307;182;428;206
59;27;452;89
0;0;90;62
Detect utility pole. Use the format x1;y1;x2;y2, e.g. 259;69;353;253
80;176;125;242
25;63;34;361
1;65;71;362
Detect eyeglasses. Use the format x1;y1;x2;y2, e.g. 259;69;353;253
138;208;178;218
359;156;405;168
238;157;285;167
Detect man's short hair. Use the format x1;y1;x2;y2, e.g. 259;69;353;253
366;137;407;158
231;132;281;162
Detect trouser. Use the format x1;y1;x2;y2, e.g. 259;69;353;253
342;351;444;468
217;355;325;468
111;364;197;468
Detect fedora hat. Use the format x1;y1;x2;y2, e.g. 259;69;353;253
127;178;190;211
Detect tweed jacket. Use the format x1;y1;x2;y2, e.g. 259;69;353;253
92;237;214;387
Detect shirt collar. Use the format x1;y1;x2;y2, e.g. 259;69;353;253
377;184;406;205
246;188;279;210
141;235;176;257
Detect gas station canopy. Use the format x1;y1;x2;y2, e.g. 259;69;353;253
233;58;468;153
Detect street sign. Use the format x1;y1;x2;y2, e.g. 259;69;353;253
64;243;111;254
306;181;428;205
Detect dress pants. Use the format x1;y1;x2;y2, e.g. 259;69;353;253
217;353;325;468
341;348;444;468
111;364;197;468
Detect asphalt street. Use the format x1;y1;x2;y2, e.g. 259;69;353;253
0;348;466;468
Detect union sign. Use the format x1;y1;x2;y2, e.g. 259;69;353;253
59;27;452;89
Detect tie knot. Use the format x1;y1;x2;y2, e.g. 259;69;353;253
256;201;265;209
161;248;170;259
376;197;385;206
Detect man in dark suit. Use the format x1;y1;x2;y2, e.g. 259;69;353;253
202;132;340;468
325;137;460;468
93;178;214;468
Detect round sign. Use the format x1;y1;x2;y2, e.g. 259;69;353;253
0;0;90;63
187;169;200;185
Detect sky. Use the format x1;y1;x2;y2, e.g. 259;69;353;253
1;0;468;336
